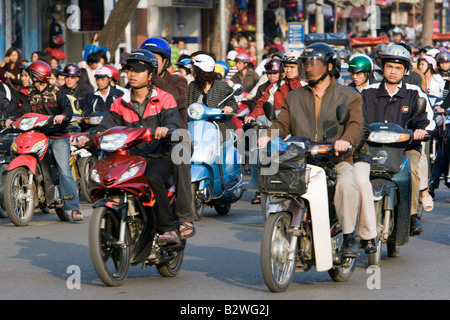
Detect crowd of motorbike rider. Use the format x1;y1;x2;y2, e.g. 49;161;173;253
1;33;449;250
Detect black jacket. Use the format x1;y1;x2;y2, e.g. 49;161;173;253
361;80;430;152
80;85;124;116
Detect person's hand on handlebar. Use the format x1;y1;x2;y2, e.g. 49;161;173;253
4;119;13;129
413;129;427;141
223;106;233;114
53;115;66;125
244;115;255;124
154;126;170;140
334;140;351;156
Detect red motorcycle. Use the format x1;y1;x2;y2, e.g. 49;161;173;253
3;113;73;226
88;126;185;287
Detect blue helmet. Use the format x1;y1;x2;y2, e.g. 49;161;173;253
126;49;158;73
216;60;230;76
140;37;172;61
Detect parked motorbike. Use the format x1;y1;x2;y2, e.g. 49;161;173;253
367;98;428;266
88;126;185;287
259;103;357;292
3;113;74;226
188;83;245;220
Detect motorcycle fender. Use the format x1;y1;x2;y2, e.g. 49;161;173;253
302;165;333;272
371;179;396;211
191;164;210;183
93;198;128;220
7;155;37;174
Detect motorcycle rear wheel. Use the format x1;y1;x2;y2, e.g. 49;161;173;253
79;156;96;203
89;206;131;287
156;242;186;277
4;167;36;226
260;211;296;292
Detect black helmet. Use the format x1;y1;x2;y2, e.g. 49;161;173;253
299;43;341;85
125;49;158;73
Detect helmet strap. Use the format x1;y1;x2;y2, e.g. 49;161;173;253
308;71;330;87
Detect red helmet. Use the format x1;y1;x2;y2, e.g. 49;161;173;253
28;61;52;83
103;64;119;82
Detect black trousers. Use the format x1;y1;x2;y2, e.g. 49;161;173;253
144;157;175;234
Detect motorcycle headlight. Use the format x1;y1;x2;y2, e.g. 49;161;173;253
187;103;205;120
89;116;103;125
18;117;40;131
90;169;101;183
118;164;143;183
368;131;410;143
99;133;128;152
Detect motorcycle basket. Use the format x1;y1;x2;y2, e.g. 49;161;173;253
257;143;308;195
370;147;404;174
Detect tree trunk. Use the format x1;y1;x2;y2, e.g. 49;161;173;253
421;0;435;47
211;1;234;60
97;0;141;58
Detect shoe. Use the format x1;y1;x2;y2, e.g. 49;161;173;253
342;233;359;258
157;231;180;245
71;210;84;222
251;192;261;204
361;239;377;254
410;214;423;236
421;194;434;212
179;222;196;239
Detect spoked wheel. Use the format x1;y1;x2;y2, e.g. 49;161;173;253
191;182;205;221
368;200;383;266
89;206;131;287
4;167;35;226
156;241;186;277
260;211;296;292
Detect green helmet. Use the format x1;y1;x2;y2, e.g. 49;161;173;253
348;54;373;74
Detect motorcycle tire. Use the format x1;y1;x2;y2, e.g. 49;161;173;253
214;199;231;216
260;211;296;292
4;167;36;227
368;200;383;266
191;182;204;221
156;241;186;277
79;156;97;203
55;206;71;222
89;206;131;287
0;164;9;218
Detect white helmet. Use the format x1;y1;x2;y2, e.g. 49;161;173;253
192;54;216;72
282;49;302;63
226;50;238;61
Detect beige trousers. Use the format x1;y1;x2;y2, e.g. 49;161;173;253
354;161;377;240
334;161;359;235
406;149;421;215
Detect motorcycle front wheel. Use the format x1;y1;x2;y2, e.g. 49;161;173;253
79;156;96;203
260;211;296;292
89;206;131;287
368;200;383;266
191;182;204;221
4;167;36;226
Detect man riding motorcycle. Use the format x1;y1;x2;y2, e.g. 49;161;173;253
361;44;431;235
6;61;83;221
258;43;363;258
80;50;184;244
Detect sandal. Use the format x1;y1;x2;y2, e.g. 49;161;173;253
421;195;434;212
158;231;180;245
251;192;261;204
179;222;196;239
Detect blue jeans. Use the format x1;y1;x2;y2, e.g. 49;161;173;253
48;137;80;211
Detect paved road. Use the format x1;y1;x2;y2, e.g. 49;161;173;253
0;179;449;303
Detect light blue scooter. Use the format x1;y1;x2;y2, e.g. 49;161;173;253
187;84;245;220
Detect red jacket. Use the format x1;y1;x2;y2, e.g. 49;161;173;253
249;77;304;119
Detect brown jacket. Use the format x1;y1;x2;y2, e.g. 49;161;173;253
268;77;363;164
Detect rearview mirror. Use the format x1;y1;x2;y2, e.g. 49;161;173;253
232;83;244;96
336;104;350;126
263;102;276;122
414;97;426;117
